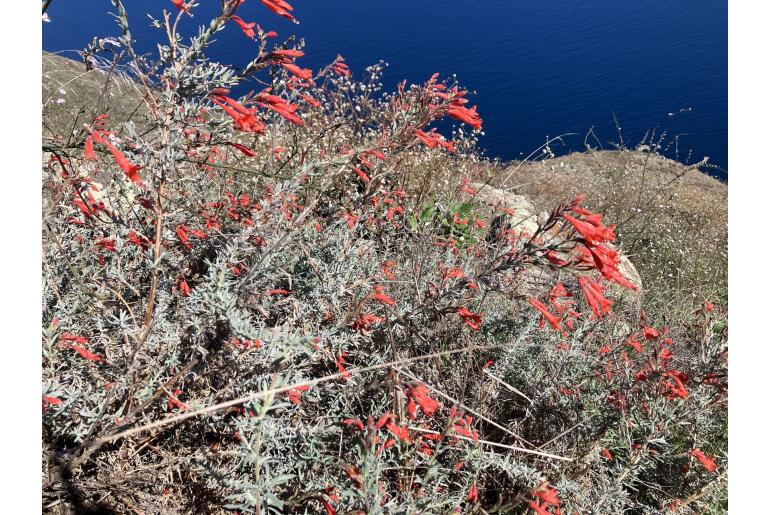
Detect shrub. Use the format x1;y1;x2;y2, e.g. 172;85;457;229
42;1;727;513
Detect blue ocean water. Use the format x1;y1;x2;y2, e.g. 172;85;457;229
43;0;727;178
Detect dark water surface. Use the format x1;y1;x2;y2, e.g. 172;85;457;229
43;0;727;178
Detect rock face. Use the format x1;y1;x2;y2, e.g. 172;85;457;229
471;181;644;318
470;183;541;236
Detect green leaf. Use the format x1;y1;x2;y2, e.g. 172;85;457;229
420;204;436;221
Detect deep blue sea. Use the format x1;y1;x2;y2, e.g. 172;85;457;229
43;0;727;178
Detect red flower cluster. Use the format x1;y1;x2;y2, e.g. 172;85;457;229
210;94;266;133
548;282;581;329
334;352;352;381
330;56;351;77
565;197;637;290
528;298;562;332
381;260;397;280
406;383;440;419
529;484;561;515
270;48;313;80
690;448;717;472
231;15;256;38
60;333;104;362
457;306;483;331
350;313;383;334
578;276;612;318
448;407;478;441
260;0;297;22
370;285;396;306
287;385;310;405
633;328;690;400
414;128;456;153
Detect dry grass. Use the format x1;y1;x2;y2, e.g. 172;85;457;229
42;52;148;143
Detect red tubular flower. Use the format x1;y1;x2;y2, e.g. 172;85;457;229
545;250;570;267
101;139;143;186
350;313;383;333
563;213;615;244
84;136;96;160
226;142;257;157
95;238;117;252
415;129;439;148
231;15;256;38
446;104;483;130
334;353;352;380
691;448;717;472
527;298;562;331
300;93;321;107
371;285;396;306
452;212;469;225
260;0;297;22
339;212;358;229
42;395;62;414
535;486;561;506
375;412;396;429
330;57;351;76
281;62;313;80
586;242;638;290
352;167;370;182
409;384;440;417
386;421;412;443
414;129;457;153
287;385;310;405
127;230;150;251
59;333;87;345
319;498;336;515
406;397;418;419
170;0;190;14
69;344;104;362
167;389;188;411
381;260;397;280
255;93;304;125
578;276;613;318
661;371;688;399
210;95;266;133
441;266;465;280
43;395;62;406
386;206;404;221
342;418;365;431
457;307;483;330
467;482;478;502
271;49;305;59
643;326;659;340
626;333;643;352
178;278;191;297
459;178;476;194
176;225;192;249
